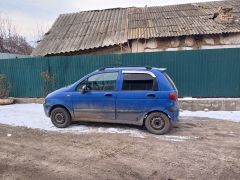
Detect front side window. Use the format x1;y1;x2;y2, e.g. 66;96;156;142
122;73;158;91
77;72;118;91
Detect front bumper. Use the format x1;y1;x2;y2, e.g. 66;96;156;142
43;103;51;117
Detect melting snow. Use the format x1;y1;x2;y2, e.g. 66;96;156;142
155;135;194;142
181;111;240;122
0;104;239;141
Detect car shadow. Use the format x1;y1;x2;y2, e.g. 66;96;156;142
72;121;146;131
71;121;181;135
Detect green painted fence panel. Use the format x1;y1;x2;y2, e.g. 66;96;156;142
0;48;239;98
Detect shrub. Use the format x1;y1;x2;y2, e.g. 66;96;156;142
41;70;56;97
0;74;11;98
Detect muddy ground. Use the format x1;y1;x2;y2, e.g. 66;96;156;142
0;118;240;180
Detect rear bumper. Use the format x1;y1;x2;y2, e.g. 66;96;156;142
166;105;179;123
169;111;179;123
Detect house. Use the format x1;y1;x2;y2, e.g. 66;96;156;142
0;53;30;59
32;0;240;56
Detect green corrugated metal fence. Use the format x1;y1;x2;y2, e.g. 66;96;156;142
0;48;239;97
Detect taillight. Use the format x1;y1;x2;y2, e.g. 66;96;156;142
169;92;178;100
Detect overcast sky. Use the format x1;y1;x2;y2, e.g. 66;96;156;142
0;0;220;44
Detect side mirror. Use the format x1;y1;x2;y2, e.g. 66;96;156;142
81;85;88;93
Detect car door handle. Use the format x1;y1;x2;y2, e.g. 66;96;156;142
105;93;112;97
147;94;156;98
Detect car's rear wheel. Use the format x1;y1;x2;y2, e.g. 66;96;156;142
50;107;71;128
145;112;171;135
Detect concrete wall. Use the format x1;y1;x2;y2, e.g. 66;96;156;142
130;33;240;53
179;98;240;111
10;98;240;111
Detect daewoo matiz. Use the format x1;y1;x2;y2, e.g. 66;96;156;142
44;66;179;135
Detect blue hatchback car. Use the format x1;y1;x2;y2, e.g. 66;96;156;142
44;66;179;135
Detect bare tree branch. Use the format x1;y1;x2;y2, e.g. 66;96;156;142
0;13;33;55
32;23;49;48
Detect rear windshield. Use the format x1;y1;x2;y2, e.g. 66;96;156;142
163;72;177;90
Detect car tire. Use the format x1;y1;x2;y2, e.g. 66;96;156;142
145;112;171;135
50;107;72;128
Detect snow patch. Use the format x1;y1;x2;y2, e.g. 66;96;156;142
0;104;239;141
0;104;146;138
181;111;240;122
155;135;193;142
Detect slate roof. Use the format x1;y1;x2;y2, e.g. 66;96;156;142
32;0;240;56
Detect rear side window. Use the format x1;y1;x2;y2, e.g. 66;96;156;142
122;73;158;91
163;72;177;90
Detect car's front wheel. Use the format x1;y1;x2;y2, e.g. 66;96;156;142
145;112;171;135
50;107;72;128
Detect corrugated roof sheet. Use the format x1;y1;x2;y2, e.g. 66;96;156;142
33;8;128;56
32;0;240;56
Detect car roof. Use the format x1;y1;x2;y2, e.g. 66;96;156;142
98;66;166;72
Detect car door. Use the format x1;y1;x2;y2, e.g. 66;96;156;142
116;71;159;123
72;72;118;122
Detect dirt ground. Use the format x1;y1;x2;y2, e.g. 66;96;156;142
0;117;240;180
